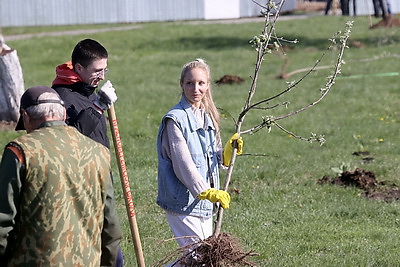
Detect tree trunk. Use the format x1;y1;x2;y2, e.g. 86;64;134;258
0;34;24;122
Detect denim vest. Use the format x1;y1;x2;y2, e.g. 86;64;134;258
157;97;220;218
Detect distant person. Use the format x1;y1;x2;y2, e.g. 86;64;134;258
350;0;357;16
156;58;243;258
387;0;392;15
0;86;113;266
325;0;349;15
372;0;389;18
51;39;123;266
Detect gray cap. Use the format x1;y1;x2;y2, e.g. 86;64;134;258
15;86;64;131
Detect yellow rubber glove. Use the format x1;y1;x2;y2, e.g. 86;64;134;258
223;133;243;166
198;189;231;209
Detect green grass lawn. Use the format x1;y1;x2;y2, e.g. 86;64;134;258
2;13;400;266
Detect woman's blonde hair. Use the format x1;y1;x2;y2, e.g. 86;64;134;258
180;58;220;138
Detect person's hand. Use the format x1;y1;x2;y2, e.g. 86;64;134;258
93;80;117;113
198;188;230;209
223;133;243;166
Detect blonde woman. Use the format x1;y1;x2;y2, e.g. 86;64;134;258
157;59;242;252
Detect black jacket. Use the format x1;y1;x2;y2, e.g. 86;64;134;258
53;82;110;149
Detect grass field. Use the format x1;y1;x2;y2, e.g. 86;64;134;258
2;13;400;266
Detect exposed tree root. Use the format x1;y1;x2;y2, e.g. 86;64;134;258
154;233;258;267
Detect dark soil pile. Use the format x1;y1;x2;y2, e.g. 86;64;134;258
318;168;400;202
370;16;400;29
318;168;378;190
215;75;244;85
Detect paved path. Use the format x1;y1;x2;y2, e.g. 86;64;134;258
183;14;311;25
4;14;313;42
5;25;142;41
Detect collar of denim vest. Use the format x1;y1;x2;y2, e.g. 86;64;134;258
180;96;215;132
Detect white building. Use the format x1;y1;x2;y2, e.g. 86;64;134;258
348;0;399;16
0;0;296;27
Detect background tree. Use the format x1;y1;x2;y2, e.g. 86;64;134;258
215;0;352;236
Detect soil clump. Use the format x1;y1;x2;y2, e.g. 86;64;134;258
370;16;400;29
318;168;400;202
215;75;245;85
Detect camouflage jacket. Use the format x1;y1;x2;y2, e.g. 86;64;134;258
0;121;111;266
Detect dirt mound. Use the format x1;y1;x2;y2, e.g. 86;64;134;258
318;168;400;202
361;188;400;202
215;75;244;85
370;16;400;29
318;168;378;190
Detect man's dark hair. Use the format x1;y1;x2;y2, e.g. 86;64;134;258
71;39;108;68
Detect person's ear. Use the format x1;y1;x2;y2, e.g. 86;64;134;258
21;109;31;132
74;63;84;73
21;110;29;123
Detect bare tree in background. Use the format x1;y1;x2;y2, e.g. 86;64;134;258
0;28;24;123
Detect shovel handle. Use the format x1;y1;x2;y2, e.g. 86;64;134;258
108;105;145;267
214;140;239;236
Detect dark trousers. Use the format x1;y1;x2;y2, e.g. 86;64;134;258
372;0;389;17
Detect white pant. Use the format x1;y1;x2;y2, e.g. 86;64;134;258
165;211;213;267
166;211;213;247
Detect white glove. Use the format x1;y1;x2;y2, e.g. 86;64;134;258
93;80;117;113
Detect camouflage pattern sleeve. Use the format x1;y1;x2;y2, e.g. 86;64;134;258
0;143;25;260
